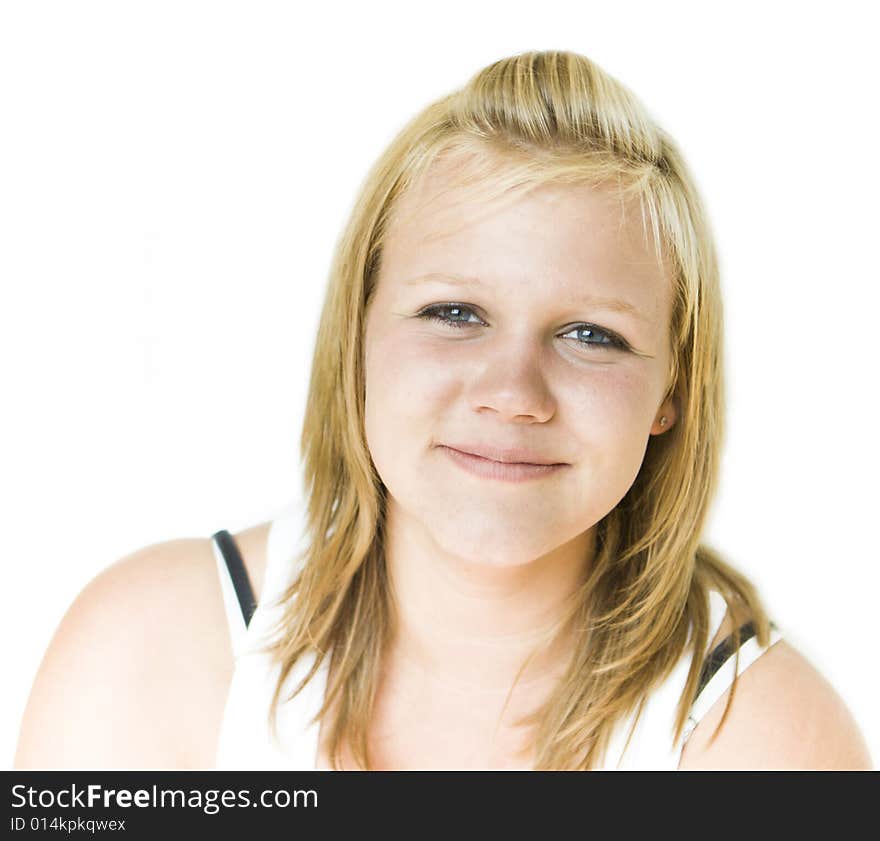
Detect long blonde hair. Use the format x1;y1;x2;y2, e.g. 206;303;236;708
259;49;771;770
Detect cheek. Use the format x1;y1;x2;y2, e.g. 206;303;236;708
364;332;457;457
569;366;657;436
367;331;460;409
560;365;660;489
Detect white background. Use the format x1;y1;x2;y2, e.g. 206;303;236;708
2;1;877;767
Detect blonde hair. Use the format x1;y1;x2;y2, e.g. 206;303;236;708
259;49;771;770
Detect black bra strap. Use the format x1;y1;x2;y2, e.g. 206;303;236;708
695;621;756;698
695;620;779;699
212;529;257;628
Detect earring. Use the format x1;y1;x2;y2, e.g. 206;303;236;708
659;416;668;427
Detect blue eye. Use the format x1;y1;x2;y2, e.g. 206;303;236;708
417;303;482;328
416;303;628;351
559;324;627;350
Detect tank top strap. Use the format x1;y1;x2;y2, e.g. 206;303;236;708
682;592;783;743
261;504;309;605
214;503;328;770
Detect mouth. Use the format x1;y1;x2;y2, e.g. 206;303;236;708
439;442;566;466
437;445;569;483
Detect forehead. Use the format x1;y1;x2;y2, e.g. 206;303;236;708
380;153;673;316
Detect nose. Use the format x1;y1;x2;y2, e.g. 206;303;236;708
465;333;557;423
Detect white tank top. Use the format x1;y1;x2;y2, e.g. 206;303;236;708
212;504;783;770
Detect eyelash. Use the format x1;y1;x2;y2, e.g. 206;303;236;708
416;303;630;351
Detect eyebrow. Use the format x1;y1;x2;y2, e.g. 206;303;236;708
404;273;649;322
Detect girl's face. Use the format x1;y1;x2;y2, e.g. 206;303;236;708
363;160;678;569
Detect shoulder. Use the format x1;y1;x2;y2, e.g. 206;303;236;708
14;522;272;769
678;613;872;770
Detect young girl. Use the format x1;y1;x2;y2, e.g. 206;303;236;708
15;49;871;770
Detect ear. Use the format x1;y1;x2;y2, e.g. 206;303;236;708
650;395;679;436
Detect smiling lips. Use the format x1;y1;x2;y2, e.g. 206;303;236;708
437;444;568;483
